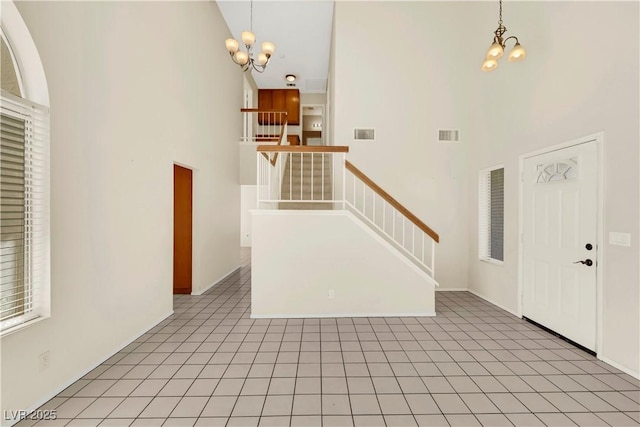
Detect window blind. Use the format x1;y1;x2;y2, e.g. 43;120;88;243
490;168;504;261
479;166;504;262
1;91;50;334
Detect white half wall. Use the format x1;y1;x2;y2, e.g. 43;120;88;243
1;1;242;421
241;185;257;247
251;211;435;317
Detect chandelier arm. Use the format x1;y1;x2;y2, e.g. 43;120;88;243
229;53;242;66
502;35;520;47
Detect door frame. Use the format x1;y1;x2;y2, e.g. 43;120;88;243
301;104;325;145
518;132;604;353
173;162;195;295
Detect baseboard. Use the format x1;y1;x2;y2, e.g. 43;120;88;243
467;288;519;317
5;310;174;427
435;288;468;292
599;355;640;380
251;311;436;319
191;266;240;296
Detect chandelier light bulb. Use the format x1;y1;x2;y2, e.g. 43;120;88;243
486;41;504;59
508;42;526;62
261;42;275;56
225;38;239;54
257;53;268;66
482;58;499;72
241;31;256;46
234;51;249;65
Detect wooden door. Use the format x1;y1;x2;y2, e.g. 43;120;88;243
522;140;598;351
173;164;192;294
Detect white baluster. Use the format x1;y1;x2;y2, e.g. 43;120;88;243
412;223;415;257
431;240;436;279
373;189;376;225
322;153;325;201
382;200;386;233
402;217;405;247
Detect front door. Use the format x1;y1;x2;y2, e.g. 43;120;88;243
522;140;598;351
173;164;193;294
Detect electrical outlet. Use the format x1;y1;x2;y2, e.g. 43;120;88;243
328;289;334;299
39;351;50;371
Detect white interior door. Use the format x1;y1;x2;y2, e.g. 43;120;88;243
522;140;598;351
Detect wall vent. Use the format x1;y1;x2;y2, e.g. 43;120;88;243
438;129;460;142
354;128;375;141
286;83;296;87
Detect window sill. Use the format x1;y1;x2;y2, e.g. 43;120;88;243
480;258;504;266
1;315;50;339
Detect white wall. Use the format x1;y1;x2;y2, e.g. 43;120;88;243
303;114;323;132
1;1;242;418
240;185;257;247
239;75;259;185
465;1;639;377
331;2;472;290
251;211;435;317
301;93;327;105
330;1;639;377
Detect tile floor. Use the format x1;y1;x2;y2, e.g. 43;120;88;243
17;252;640;426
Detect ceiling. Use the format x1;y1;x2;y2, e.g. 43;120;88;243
216;1;334;93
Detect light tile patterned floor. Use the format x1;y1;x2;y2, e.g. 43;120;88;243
17;255;640;426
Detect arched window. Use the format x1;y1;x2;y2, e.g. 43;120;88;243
1;4;50;336
1;34;23;97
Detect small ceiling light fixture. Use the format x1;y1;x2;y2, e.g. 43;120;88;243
285;74;297;82
225;0;275;73
481;0;526;72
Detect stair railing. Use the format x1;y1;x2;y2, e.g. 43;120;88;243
255;146;439;281
256;146;349;210
344;161;439;280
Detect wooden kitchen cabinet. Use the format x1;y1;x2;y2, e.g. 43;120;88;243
258;89;300;125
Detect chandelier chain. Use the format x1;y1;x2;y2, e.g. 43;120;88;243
250;0;253;33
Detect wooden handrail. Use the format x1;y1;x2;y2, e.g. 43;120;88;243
240;108;288;114
345;160;439;243
257;145;349;153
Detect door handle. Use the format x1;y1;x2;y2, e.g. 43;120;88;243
573;259;593;267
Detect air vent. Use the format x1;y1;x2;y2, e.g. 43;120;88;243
438;129;460;142
286;83;296;87
354;128;375;141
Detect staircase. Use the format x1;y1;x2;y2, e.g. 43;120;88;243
279;153;334;210
252;144;439;319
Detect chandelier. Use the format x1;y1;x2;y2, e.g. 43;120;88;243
481;0;526;72
224;0;275;73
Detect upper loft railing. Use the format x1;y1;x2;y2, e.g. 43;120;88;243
241;108;287;145
256;146;440;281
242;108;288;166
